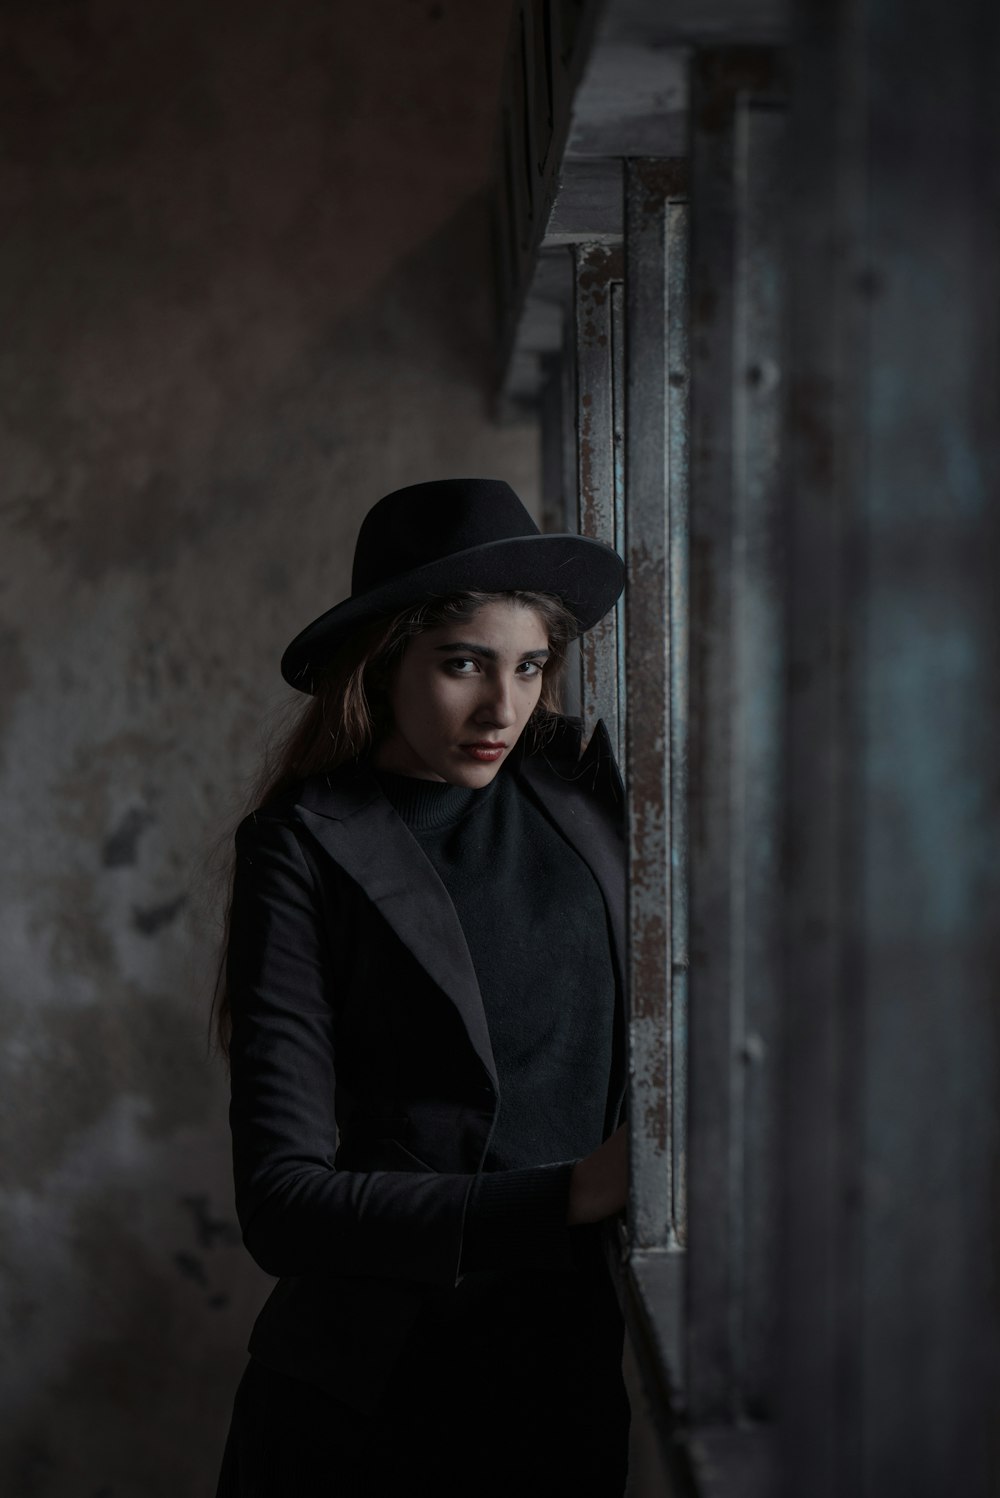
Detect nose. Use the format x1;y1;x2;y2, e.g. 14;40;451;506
475;672;519;728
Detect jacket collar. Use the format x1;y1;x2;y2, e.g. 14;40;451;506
292;716;625;1092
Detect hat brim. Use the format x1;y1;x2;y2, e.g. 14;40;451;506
280;533;625;692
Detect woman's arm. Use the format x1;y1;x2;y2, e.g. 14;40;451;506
227;811;475;1288
457;1127;628;1273
227;811;615;1287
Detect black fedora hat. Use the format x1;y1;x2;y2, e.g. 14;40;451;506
280;477;625;693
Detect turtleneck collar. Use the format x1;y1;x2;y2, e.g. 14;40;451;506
371;764;501;831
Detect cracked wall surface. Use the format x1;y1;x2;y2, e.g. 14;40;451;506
0;3;538;1493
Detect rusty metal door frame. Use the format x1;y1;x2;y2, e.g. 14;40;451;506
572;241;626;759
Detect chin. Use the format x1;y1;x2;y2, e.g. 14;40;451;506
449;752;504;783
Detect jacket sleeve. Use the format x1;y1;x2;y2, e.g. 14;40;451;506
226;810;589;1287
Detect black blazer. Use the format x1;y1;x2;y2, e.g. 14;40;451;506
226;713;627;1415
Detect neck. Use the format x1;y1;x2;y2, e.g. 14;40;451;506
371;763;500;829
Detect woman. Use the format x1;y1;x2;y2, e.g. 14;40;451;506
214;478;632;1497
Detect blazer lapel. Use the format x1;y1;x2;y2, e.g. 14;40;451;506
514;718;627;994
515;718;629;1133
295;764;499;1092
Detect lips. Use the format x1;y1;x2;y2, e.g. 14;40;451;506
459;742;506;762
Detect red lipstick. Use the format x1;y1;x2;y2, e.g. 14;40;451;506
460;741;506;763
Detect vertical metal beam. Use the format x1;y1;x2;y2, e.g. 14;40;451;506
611;278;627;752
539;340;584;722
560;313;579;534
686;48;786;1428
574;242;625;751
560;334;583;721
623;158;689;1258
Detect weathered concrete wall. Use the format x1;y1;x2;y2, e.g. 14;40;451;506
0;3;539;1493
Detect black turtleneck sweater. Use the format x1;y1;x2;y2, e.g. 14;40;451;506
371;760;617;1275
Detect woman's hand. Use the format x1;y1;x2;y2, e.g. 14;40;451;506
566;1122;628;1226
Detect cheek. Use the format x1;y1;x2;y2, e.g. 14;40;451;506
401;671;464;731
525;672;545;706
437;677;478;725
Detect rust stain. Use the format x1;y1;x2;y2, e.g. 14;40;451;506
644;1098;668;1153
625;533;671;1158
578;396;596;532
633;1008;669;1155
583;638;599;700
695;48;783;133
632;158;687;206
576;245;623;295
632;918;668;1024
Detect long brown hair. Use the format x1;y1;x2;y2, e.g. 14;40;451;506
210;588;578;1058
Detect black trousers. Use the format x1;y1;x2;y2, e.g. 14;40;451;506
216;1264;631;1497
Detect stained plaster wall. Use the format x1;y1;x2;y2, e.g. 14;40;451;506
0;3;542;1493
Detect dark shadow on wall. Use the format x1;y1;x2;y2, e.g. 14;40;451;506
337;186;502;395
251;185;507;507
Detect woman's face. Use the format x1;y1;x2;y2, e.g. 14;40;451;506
373;600;551;784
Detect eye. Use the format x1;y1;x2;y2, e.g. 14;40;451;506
517;661;543;677
444;657;479;674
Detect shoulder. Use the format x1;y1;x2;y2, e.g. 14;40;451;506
518;712;624;812
238;756;370;834
232;779;324;871
233;781;303;844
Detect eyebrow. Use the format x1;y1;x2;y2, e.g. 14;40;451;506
432;642;551;661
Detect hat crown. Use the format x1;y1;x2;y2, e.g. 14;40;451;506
351;478;540;596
